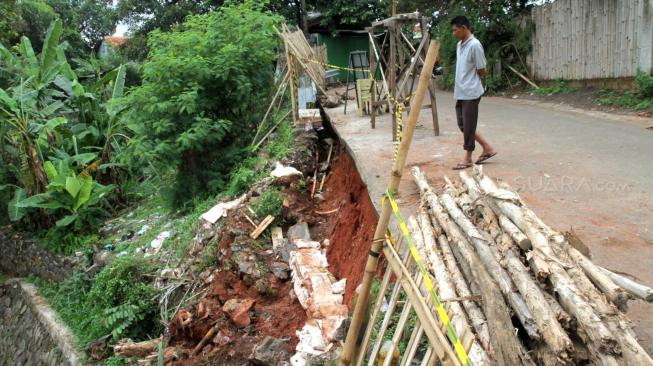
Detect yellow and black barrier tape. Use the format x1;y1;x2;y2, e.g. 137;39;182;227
383;190;473;366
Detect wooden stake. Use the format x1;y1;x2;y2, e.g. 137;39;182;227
340;41;441;366
252;70;290;145
243;212;258;228
192;324;219;355
250;215;274;239
506;65;539;89
599;266;653;302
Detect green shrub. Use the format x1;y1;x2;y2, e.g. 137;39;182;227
595;89;653;111
37;256;161;345
635;70;653;98
225;156;268;198
122;2;281;208
252;188;284;219
532;80;575;95
436;1;532;93
38;229;99;255
266;117;294;160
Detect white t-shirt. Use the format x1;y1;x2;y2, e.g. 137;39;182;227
454;35;486;100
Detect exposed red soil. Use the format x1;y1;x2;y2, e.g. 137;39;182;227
320;150;379;306
168;211;307;365
166;140;379;364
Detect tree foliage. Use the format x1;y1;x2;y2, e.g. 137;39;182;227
435;0;533;92
0;0;117;59
312;0;389;31
0;19;127;229
122;2;280;207
114;0;225;60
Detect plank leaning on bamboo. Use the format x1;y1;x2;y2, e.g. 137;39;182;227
410;167;534;366
340;42;447;366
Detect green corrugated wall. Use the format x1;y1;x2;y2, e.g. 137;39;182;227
316;34;370;81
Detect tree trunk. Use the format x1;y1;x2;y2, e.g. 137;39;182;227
434;220;492;354
439;193;540;341
409;213;492;365
411;167;535;366
472;168;621;358
566;246;629;311
599;266;653;302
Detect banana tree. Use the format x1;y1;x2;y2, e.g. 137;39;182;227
13;159;114;228
0;19;70;197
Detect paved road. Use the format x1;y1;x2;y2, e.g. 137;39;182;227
324;88;653;353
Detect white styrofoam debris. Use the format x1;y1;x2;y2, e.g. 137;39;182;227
200;194;246;224
150;231;172;251
331;279;346;295
270;162;302;179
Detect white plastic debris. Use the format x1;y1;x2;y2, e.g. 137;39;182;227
137;224;150;236
270;162;302;179
380;296;389;313
150;231;172;251
200;194;246;224
331;279;346;295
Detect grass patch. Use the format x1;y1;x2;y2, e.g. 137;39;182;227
33;256;161;346
252;188;284;220
532;79;575;95
595;89;653;111
266;117;295;161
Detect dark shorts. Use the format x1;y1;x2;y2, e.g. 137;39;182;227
455;97;481;151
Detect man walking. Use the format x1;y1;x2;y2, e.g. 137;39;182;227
450;16;497;170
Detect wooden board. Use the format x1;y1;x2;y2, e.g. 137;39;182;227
250;215;275;239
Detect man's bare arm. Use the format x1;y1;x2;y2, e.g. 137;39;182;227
477;68;486;77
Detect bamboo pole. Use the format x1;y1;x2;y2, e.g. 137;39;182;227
382;241;460;365
251;70;289;145
339;41;440;366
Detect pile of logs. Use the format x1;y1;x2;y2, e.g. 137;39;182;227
408;166;653;366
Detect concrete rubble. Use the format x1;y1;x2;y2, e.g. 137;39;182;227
284;222;348;365
200;194;247;224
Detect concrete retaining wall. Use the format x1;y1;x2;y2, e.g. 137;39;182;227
0;229;76;282
0;279;82;366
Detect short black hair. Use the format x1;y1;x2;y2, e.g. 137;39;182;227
450;16;470;29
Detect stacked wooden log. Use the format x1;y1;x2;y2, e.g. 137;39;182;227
409;166;653;366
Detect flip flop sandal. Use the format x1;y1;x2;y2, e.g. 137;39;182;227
452;162;473;170
475;152;497;164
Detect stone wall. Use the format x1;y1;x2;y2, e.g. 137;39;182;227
0;229;75;282
0;279;82;366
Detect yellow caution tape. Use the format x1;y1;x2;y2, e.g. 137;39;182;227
298;56;372;73
383;191;473;366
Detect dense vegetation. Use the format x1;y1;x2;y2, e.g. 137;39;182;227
0;1;295;355
122;5;280;207
2;0;650;363
435;0;533;93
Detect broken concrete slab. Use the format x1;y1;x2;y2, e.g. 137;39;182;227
271;262;291;280
201;194;246;224
250;336;290;366
287;222;311;244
